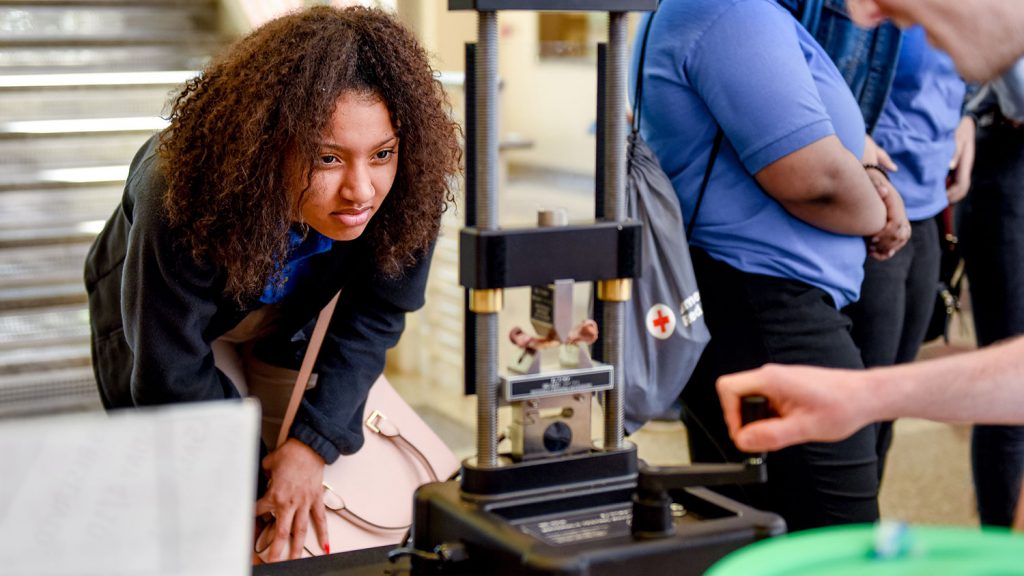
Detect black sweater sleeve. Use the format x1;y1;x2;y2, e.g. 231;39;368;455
288;244;434;464
120;152;240;405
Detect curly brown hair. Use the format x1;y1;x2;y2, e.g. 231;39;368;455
160;6;461;304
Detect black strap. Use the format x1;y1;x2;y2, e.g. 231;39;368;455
633;3;724;241
688;129;724;241
632;8;658;135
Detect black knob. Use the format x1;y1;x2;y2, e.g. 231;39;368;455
741;395;772;426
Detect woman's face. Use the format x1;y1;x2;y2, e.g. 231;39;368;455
290;91;399;241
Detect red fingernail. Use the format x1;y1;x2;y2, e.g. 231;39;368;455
324;543;331;555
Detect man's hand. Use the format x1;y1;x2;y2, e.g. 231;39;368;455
947;116;976;204
716;364;874;453
866;168;910;260
255;439;330;561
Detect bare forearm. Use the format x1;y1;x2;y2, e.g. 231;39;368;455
777;159;885;236
864;336;1024;424
757;136;887;236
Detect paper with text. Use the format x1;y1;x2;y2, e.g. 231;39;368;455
0;399;260;576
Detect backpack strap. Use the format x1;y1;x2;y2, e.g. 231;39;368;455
775;0;822;33
634;2;725;240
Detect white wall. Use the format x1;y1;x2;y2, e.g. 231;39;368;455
498;12;598;176
398;3;605;177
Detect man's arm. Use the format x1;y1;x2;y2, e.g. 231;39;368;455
718;336;1024;452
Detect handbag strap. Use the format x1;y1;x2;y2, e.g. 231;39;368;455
365;409;441;482
276;290;342;450
633;3;724;241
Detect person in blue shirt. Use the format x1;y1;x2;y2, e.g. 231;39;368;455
841;25;974;478
713;0;1024;534
961;58;1024;528
631;0;906;530
84;7;461;562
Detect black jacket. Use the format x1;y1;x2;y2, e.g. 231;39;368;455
84;135;432;464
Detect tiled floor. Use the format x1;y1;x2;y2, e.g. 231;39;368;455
390;166;982;528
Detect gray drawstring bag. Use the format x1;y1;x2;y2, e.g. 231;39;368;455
620;7;718;433
621;131;712;433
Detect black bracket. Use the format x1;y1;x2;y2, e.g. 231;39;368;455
459;221;642;290
631;397;774;538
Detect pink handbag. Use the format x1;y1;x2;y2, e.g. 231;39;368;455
255;292;459;561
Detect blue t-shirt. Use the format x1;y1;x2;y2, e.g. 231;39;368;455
872;26;965;221
260;228;334;304
629;0;869;309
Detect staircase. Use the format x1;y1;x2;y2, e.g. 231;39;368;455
0;0;227;417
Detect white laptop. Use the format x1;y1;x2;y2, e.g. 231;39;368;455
0;399;260;576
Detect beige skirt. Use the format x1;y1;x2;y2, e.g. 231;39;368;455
211;305;317;449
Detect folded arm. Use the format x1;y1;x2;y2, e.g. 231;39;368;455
755;135;887;236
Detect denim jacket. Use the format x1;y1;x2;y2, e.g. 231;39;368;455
777;0;902;133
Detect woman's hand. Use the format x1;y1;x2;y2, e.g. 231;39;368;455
255;439;330;561
947;116;976;204
865;167;910;260
864;135;898;173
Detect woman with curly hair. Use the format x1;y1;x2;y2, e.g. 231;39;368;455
84;6;460;561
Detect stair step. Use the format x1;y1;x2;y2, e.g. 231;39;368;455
0;3;220;43
0;305;91;351
0;116;169;136
0;283;87;310
0;342;91;374
0;44;214;73
0;223;101;247
0;164;127;191
0;185;121;230
0;70;198;89
0;131;157;168
0;85;181;123
0;72;195;124
0;168;126;193
0;243;93;287
0;366;101;418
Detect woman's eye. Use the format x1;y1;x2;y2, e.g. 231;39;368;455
374;149;395;161
319;155;339;165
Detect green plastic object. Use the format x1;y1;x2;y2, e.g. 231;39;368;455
707;523;1024;576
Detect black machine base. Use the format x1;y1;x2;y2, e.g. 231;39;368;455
408;448;785;575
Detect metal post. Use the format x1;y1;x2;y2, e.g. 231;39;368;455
474;11;500;467
603;12;628;450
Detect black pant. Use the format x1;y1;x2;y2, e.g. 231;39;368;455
681;248;879;531
961;118;1024;526
843;217;940;478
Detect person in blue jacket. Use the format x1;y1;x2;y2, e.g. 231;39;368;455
84;7;461;561
631;0;906;530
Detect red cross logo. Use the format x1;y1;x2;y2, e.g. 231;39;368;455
653;310;671;333
646;304;676;341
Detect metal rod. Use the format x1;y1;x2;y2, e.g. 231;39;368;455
463;42;478;396
476;13;498;231
475;11;500;467
604;13;627;222
603;12;628;449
